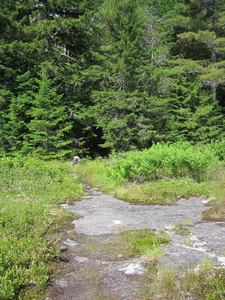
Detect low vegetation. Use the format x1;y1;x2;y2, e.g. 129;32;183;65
76;141;225;211
147;263;225;299
0;157;84;299
1;141;225;299
106;141;219;182
120;229;169;260
75;141;225;299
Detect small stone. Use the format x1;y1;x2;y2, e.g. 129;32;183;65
55;279;68;288
113;220;121;224
119;259;145;275
75;256;89;263
64;239;78;247
117;254;124;258
59;245;68;252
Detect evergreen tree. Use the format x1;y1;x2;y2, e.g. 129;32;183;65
0;0;97;157
87;0;174;151
165;75;224;142
1;0;224;157
167;0;225;102
23;69;73;158
165;0;225;141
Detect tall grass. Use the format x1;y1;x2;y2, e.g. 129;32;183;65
0;157;84;299
1;157;84;203
148;265;225;299
202;166;225;221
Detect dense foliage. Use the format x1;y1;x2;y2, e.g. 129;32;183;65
0;0;225;158
106;141;220;182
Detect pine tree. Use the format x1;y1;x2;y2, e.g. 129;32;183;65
0;0;97;157
87;0;174;152
22;69;73;158
167;0;225;102
164;0;225;141
165;75;224;142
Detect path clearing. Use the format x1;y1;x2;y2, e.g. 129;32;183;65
46;185;225;300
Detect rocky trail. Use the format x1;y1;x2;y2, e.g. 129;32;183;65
46;185;225;300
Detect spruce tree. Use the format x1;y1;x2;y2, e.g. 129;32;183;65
168;0;225;101
165;75;224;142
0;0;96;157
22;69;73;158
165;0;225;141
87;0;174;151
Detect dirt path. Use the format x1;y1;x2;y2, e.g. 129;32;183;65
46;185;225;300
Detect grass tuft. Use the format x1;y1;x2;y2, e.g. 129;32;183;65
120;229;169;260
148;266;225;300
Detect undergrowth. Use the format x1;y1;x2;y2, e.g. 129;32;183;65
147;264;225;299
0;157;84;299
106;141;219;182
1;140;225;299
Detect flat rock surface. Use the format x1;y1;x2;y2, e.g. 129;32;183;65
62;193;206;235
47;186;225;300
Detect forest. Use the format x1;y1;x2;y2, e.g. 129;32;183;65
1;0;225;159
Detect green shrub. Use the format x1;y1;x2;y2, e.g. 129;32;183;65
106;142;219;182
206;139;225;161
